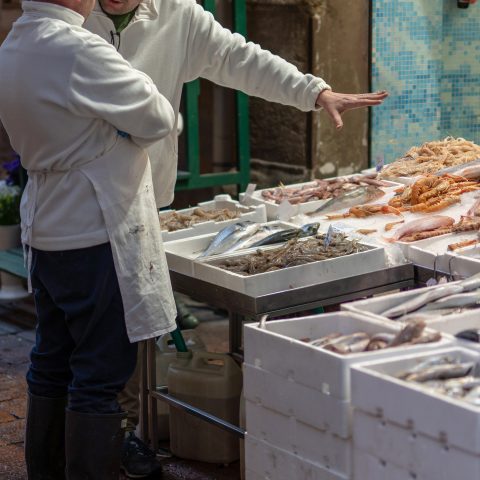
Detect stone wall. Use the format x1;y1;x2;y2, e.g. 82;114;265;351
246;0;370;187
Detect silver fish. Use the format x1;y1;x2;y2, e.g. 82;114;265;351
388;320;426;347
309;332;342;348
199;221;260;257
323;332;371;354
458;273;480;292
308;186;385;215
404;362;474;383
381;283;464;318
397;355;457;380
230;224;286;251
418;290;480;311
249;222;320;248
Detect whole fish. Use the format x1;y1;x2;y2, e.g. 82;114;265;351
456;329;480;343
310;332;342;348
404;362;475;383
458;273;480;292
386;215;455;242
322;332;370;354
381;283;464;318
397;355;457;380
388;320;426;347
418;290;480;311
250;222;320;248
199;221;261;257
409;331;442;345
308;186;385;216
366;332;395;351
230;224;286;251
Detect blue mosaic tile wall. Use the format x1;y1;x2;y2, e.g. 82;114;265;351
371;1;480;165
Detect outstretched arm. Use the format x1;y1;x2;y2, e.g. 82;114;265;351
316;90;388;130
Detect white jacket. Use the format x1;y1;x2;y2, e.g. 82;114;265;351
85;0;330;207
0;1;175;250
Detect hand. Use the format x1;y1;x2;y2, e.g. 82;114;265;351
316;90;388;130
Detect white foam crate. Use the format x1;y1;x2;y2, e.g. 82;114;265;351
353;410;480;480
246;399;352;475
245;435;348;480
240;178;401;220
446;246;480;278
406;231;480;272
353;449;416;480
341;281;465;322
193;240;387;296
243;363;351;438
351;346;480;455
159;194;267;242
243;312;450;401
164;221;296;276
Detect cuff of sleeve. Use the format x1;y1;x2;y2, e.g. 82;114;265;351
312;79;332;111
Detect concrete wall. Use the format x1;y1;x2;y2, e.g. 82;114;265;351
247;0;370;187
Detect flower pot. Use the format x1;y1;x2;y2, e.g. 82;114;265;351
0;224;29;302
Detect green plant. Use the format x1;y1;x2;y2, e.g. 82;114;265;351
0;183;20;225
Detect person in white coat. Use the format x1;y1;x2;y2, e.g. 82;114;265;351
85;1;388;477
0;0;179;478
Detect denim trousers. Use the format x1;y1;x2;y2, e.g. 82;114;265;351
26;243;138;414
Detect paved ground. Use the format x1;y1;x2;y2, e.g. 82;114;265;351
0;296;241;480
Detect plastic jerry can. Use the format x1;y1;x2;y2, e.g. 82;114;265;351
168;351;243;464
155;330;206;441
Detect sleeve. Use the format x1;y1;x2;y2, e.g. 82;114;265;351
184;2;331;112
67;38;175;148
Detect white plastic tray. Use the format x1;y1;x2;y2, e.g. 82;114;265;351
351;347;480;455
240;177;401;220
243;312;449;401
193;239;387;296
159;194;266;242
164;221;296;276
446;246;480;278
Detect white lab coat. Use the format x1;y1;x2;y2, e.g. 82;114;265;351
85;0;331;207
0;1;178;341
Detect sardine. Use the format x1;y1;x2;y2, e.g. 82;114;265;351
419;290;480;311
308;186;385;215
199;221;260;257
381;283;464;318
250;222;320;248
458;273;480;292
397;355;457;380
388;320;426;347
322;332;370;354
387;215;455;242
309;332;342;348
404;362;475;383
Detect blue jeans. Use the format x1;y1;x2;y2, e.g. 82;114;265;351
26;243;138;414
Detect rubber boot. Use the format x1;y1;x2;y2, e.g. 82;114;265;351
65;410;127;480
25;392;67;480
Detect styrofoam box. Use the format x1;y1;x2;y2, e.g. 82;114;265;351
239;178;401;221
243;363;352;438
353;410;480;480
243;312;450;401
164;221;296;276
350;347;480;455
406;231;480;272
159;194;267;242
245;434;348;480
341;281;465;322
446;246;480;278
353;449;417;480
193;240;387;296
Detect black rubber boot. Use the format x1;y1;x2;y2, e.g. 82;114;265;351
65;410;127;480
25;392;67;480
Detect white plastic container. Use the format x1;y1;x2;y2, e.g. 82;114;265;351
245;434;348;480
353;410;480;480
353;449;414;480
350;347;480;455
446;246;480;278
159;194;266;242
155;331;206;441
246;399;352;475
164;220;296;276
193;241;387;296
244;312;449;401
239;178;400;220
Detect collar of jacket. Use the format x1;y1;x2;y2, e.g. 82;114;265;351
22;0;84;26
92;0;159;21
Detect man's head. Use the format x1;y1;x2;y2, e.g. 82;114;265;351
37;0;96;19
98;0;142;15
